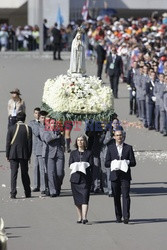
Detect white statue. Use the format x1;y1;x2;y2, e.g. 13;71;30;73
68;28;86;76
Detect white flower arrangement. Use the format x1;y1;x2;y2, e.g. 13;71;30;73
42;75;114;118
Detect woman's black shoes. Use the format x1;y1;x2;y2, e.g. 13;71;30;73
77;219;88;224
82;219;88;224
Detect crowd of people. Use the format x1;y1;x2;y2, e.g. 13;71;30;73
83;13;167;134
6;88;136;224
0;19;75;52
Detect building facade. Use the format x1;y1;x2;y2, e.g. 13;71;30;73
0;0;167;27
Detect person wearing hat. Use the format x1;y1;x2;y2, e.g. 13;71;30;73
8;88;26;128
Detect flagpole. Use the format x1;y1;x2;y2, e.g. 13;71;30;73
38;0;43;55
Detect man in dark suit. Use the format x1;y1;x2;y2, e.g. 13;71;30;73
6;112;32;199
51;22;62;60
105;46;123;98
96;40;106;80
127;61;138;115
105;126;136;224
146;71;156;130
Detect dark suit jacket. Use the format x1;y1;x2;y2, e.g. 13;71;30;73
105;142;136;181
96;44;106;64
127;68;136;90
51;27;62;44
69;150;93;184
6;122;32;160
105;54;123;76
146;81;155;104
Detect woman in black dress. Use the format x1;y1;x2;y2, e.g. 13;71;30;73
69;135;93;224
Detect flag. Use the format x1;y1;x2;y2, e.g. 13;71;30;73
104;1;108;9
81;0;89;21
56;6;64;29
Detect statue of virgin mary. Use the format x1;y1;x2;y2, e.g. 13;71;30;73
67;28;86;76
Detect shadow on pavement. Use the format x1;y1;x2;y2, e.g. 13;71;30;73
130;218;167;224
7;236;21;239
132;182;167;185
15;196;39;199
59;192;72;197
135;149;163;152
5;226;30;239
131;187;167;196
89;218;167;225
91;220;115;224
6;226;30;229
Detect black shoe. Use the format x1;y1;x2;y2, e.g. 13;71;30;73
57;190;60;196
77;220;82;224
26;194;31;198
41;191;45;195
53;58;57;60
144;124;148;128
10;195;16;199
94;188;100;194
32;188;40;192
116;218;122;223
45;188;50;196
129;111;132;115
82;219;88;224
58;58;63;60
108;193;113;197
50;194;57;198
124;218;129;224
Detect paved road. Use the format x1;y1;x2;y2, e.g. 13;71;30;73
0;53;167;250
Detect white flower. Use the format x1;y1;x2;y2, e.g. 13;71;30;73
42;75;114;114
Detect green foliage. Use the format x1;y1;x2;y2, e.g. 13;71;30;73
41;102;114;122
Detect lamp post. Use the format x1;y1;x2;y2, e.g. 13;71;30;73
38;0;43;55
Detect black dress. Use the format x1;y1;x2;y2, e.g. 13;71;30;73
69;150;93;206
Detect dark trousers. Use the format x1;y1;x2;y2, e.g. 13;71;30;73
155;105;160;131
109;75;119;98
148;103;155;128
10;159;31;196
53;43;61;59
112;179;130;219
129;90;137;114
97;62;103;79
92;156;101;191
8;116;17;128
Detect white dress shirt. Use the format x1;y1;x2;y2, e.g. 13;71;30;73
116;143;123;159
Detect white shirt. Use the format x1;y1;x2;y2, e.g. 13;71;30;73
112;54;116;62
151;81;155;87
116;143;123;159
